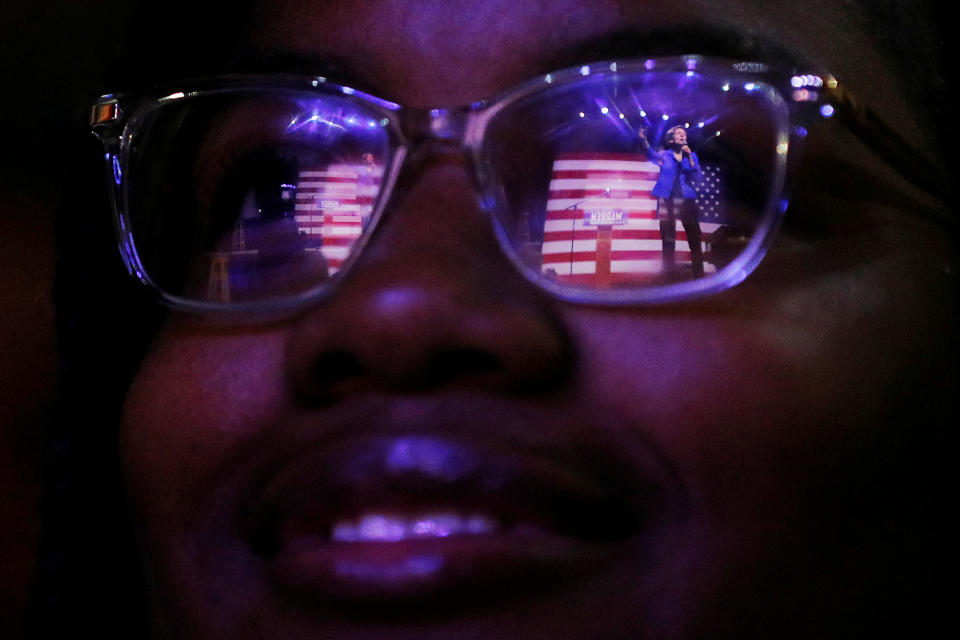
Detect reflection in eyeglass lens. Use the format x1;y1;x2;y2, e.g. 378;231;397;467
540;152;717;285
125;70;785;305
126;94;390;304
202;159;384;302
484;71;783;291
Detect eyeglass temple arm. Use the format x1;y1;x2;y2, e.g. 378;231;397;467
827;85;955;230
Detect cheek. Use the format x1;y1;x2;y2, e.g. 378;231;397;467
568;245;951;517
119;326;289;507
565;251;952;623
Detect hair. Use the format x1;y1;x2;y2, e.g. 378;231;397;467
663;126;686;148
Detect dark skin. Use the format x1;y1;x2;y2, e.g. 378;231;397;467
117;1;952;638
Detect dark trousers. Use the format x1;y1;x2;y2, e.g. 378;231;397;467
658;197;704;276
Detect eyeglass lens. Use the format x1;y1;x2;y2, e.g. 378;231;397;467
123;71;787;305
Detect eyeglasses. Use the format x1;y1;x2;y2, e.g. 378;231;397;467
91;56;947;312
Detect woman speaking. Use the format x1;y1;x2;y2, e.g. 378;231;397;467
639;126;705;277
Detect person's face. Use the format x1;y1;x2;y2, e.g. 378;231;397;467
120;1;953;638
672;127;687;145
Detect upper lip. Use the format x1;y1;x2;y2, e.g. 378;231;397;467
217;394;684;615
242;434;654;554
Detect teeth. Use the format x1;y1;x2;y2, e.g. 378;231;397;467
330;511;498;543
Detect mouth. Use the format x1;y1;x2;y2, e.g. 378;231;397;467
241;434;665;618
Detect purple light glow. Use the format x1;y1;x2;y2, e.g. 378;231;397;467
287;112;346;132
112;154;122;185
124;234;146;280
334;555;444;582
385;437;464;480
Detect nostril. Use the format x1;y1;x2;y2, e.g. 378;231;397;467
297;347;505;399
312;349;368;386
421;349;501;387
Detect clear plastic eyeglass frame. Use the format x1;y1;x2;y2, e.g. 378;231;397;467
91;56;950;313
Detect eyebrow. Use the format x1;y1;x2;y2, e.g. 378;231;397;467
228;23;810;101
545;23;809;74
225;46;386;97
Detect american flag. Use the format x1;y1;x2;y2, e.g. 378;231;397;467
694;163;725;223
294;162;383;273
541;152;718;286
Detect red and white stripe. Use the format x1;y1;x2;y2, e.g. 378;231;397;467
542;152;715;287
294;163;382;273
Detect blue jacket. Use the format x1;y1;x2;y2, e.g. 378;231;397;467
649;148;702;200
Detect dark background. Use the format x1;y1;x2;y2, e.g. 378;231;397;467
0;3;132;637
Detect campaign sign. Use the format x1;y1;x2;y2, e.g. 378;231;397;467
583;208;628;226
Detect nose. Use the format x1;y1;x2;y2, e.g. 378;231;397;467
284;154;573;404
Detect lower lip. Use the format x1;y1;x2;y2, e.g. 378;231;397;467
267;528;613;611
